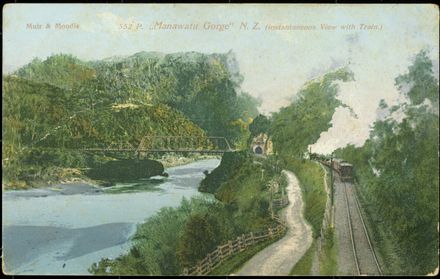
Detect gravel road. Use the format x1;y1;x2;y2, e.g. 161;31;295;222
236;170;313;275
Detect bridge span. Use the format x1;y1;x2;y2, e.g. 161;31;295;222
30;136;236;155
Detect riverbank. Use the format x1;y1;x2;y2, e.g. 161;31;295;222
3;182;105;199
157;154;221;168
89;152;279;275
2;154;220;191
2;159;221;275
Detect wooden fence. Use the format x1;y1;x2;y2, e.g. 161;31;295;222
180;172;290;276
181;218;286;276
272;196;289;209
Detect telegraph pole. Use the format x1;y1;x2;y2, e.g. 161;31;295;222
270;181;274;219
330;152;334;206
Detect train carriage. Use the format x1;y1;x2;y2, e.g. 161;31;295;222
319;158;353;182
339;162;353;182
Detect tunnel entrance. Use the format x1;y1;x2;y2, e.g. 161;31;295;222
254;146;263;154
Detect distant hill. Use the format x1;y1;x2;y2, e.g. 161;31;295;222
15;51;259;145
4;50;260;187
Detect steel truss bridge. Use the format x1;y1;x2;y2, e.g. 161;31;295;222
35;136;235;155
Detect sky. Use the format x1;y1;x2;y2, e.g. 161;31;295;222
3;4;439;154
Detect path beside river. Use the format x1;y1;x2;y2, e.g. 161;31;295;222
236;170;313;275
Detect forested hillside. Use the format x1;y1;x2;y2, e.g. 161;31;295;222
15;51;259;144
2;51;259;188
334;50;439;274
269;67;355;157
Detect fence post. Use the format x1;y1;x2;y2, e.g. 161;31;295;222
217;246;223;262
236;236;241;251
250;232;255;245
207;253;212;271
269;227;273;238
228;240;233;256
241;234;246;251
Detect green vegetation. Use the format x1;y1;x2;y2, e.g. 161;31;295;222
199;151;251;193
289;240;316;275
267;68;353;275
15;51;260;146
199;151;277;236
89;151;280;275
209;236;283;275
289;229;336;276
334;50;439;275
269;68;354;157
3;51;259;188
89;196;217;275
249;114;271;138
319;227;338;275
282;158;326;238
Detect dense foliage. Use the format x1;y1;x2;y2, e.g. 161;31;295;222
269;68;354;157
249;114;271;138
199;151;251;193
15;51;259;145
266;67;354;238
3;51;259;188
334;50;439;274
2;77;208;187
89;197;218;275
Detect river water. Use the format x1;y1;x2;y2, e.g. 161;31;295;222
2;158;220;275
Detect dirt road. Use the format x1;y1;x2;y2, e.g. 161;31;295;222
236;170;313;275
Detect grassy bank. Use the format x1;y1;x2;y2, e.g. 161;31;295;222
319;227;338;275
282;157;326;238
89;151;280;275
289;240;316;275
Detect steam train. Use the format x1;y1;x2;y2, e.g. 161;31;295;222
320;158;354;182
309;152;354;182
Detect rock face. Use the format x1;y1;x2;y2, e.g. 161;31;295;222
86;159;164;182
199;151;250;193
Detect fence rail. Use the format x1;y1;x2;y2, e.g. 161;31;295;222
180;172;290;276
272;196;289;209
181;219;286;276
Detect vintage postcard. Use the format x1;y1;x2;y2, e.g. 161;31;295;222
2;3;439;276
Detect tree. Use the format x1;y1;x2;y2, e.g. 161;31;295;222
249;114;271;137
395;49;439;106
335;49;439;274
176;213;220;267
270;68;354;157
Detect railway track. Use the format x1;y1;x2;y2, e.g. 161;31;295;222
342;180;382;275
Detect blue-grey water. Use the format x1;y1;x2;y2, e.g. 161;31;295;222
2;158;220;275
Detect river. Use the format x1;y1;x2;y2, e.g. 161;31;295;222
2;158;220;275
